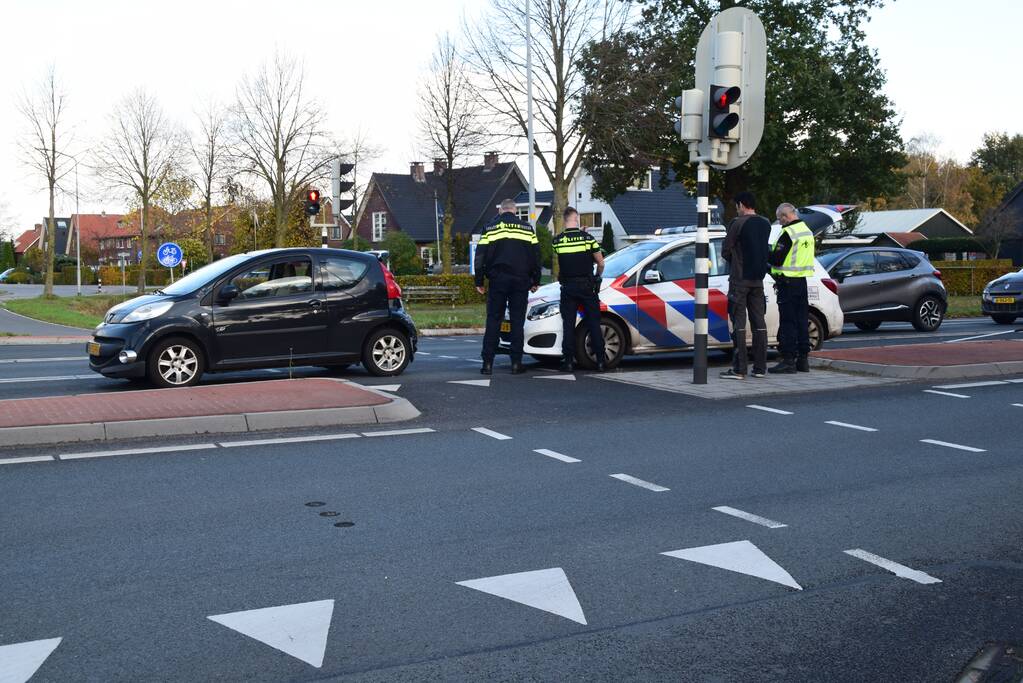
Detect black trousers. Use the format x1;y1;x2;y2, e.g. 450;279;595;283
728;281;767;375
775;276;810;360
560;280;603;362
482;273;529;363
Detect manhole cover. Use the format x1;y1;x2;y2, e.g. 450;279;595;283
956;642;1023;682
334;522;355;528
319;511;341;517
305;501;326;507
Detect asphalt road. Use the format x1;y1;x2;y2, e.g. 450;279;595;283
2;324;1022;682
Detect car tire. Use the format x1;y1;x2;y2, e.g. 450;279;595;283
147;336;205;388
576;317;626;370
992;314;1017;325
807;311;826;351
854;321;882;332
362;328;411;377
911;295;944;332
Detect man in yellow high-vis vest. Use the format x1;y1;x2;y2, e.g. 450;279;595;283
768;203;815;374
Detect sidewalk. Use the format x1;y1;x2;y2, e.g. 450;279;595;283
0;378;418;447
812;339;1023;379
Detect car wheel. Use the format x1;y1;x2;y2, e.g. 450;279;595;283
147;337;204;388
854;321;882;332
576;317;626;370
807;311;825;351
992;314;1017;325
362;328;411;377
911;295;944;332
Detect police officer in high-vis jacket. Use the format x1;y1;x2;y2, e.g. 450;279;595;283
768;203;816;374
474;198;541;375
553;207;605;372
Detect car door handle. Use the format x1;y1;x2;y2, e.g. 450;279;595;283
308;299;323;309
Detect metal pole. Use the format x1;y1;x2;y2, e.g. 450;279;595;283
74;160;81;296
693;161;710;385
434;190;441;271
318;215;326;248
252;208;257;251
525;0;536;227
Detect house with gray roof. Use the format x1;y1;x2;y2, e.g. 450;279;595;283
989;181;1023;265
850;208;971;239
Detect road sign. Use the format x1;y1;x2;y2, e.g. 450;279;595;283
157;242;183;268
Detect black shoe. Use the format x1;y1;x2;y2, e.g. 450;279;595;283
480;361;493;375
510;361;525;374
769;360;797;374
559;359;574;373
595;360;607;372
719;369;745;380
796;356;810;372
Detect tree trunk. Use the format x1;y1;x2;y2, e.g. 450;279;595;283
551;178;570;280
44;186;55;297
205;197;214;263
274;194;288;247
137;199;149;294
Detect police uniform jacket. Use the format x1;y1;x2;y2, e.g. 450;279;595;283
473;212;541;288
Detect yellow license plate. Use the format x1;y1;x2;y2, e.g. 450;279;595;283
87;341;101;356
500;321;511;333
994;297;1015;304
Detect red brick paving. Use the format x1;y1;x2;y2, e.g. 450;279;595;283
815;340;1023;367
0;378;389;428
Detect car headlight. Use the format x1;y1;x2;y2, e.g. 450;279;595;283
120;300;174;323
527;301;560;321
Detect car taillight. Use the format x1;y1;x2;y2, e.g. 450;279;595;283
382;263;402;300
821;278;839;295
932;269;942;280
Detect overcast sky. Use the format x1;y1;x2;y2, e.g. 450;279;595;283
1;0;1019;238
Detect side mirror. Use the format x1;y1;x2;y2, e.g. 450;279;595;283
644;270;662;284
218;284;240;303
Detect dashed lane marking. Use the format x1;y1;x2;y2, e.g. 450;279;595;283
922;389;970;399
609;473;670;492
1013;403;1023;408
844;549;942;584
0;356;82;364
0;455;54;465
362;428;436;437
417;351;431;355
60;444;217;460
533;448;580;463
472;426;512;440
0;374;95;384
712;506;787;528
920;438;986;453
220;433;361;447
747;405;793;415
944;330;1015;343
825;420;878;432
934;380;1008;389
439;355;459;359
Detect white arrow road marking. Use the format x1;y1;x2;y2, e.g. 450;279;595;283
448;379;491;387
535;374;576;381
471;427;512;440
662;540;802;590
844;549;941;585
207;599;334;668
371;384;401;392
0;637;62;683
712;506;787;529
533;448;580;463
456;567;587;625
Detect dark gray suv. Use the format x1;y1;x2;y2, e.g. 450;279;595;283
818;247;947;332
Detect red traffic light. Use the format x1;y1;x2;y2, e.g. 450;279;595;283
307;189;320;202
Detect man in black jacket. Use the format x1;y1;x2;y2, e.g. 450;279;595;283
720;191;771;379
474;199;541;375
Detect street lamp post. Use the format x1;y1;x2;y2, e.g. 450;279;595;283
525;0;536;228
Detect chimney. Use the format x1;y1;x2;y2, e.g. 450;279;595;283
410;161;426;183
483;152;499;170
433;158;447;176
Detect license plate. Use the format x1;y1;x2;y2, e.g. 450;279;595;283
500;321;511;333
87;341;101;356
994;297;1015;304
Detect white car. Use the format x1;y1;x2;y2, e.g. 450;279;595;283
502;233;843;368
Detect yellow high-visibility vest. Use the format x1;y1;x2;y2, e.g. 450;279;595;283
771;221;815;278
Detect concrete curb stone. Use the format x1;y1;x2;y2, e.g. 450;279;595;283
809;356;1023;380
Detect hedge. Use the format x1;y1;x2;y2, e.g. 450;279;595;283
394;274;485;304
4;271;32;284
932;259;1015;296
97;265;172;287
58;266;97;285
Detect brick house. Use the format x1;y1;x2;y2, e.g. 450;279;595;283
353;153;527;266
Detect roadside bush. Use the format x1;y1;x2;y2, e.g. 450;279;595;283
5;271;31;284
59;266;97;285
394;274;485;304
931;259;1016;296
96;265;170;287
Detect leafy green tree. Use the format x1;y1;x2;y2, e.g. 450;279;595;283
536;224;553;270
970;132;1023;196
380;231;424;275
341;235;371;251
178;237;209;272
578;0;905;219
1;240;16;270
21;246;44;273
451;232;472;264
600;221;616;254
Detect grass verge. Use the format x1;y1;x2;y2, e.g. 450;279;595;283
403;303;486;329
3;294;136;329
946;295;981;318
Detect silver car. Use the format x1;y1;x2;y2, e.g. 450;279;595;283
818;247;947;332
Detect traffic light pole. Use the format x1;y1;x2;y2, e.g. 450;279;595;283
693;161;710;385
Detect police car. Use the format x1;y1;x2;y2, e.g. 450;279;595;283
501;228;844;369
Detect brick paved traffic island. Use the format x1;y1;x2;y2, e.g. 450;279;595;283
813;339;1023;379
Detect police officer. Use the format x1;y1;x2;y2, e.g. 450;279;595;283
769;202;816;374
553;207;605;372
474;198;541;375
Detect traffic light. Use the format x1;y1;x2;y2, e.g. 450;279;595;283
331;160;355;214
304;189;321;216
708;84;740;139
674;89;704;144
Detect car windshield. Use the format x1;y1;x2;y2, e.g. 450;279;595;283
602;241;666;278
160;253;262;296
816;250;849;269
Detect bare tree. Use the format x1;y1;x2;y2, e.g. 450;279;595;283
231;51;331;247
976;207;1019;261
418;34;485;273
463;0;628;242
191;101;229;261
337;127;383;237
17;66;73;296
92;88;184;293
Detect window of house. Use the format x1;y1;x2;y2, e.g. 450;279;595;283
579;212;603;229
372;212;387;242
214;233;226;246
628;171;653;191
330;226;342;240
321;257;368;291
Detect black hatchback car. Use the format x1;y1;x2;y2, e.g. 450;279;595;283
88;248;417;387
982;269;1023;324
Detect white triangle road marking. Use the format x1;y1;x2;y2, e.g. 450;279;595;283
535;374;576;381
661;540;802;590
448;379;491;387
207;599;334;668
372;384;401;392
0;637;62;683
457;567;587;624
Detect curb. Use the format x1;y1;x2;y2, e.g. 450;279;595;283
0;336;90;346
420;327;485;336
0;391;420;447
810;356;1023;380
